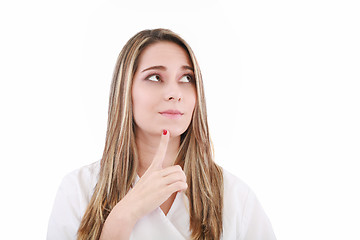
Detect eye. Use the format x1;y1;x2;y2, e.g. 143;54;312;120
147;74;161;82
180;74;193;83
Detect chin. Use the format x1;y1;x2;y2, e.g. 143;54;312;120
161;125;189;137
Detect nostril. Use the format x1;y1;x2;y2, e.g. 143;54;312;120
167;96;181;101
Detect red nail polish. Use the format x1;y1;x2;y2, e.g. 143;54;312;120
163;129;167;135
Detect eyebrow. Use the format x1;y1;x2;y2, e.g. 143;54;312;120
141;65;166;72
141;65;194;73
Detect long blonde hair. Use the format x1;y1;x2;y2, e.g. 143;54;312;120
77;28;223;240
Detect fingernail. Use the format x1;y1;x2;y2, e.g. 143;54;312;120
162;129;167;135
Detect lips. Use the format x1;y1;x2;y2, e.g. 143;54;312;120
159;110;184;119
160;110;183;114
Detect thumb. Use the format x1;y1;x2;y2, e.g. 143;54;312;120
149;129;170;170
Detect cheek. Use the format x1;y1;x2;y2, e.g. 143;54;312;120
132;86;156;116
187;87;197;112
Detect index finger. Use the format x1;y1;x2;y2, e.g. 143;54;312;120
149;129;170;169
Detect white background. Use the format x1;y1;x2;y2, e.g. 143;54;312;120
0;0;359;239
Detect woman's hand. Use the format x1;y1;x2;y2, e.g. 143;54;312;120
100;130;188;239
123;130;188;219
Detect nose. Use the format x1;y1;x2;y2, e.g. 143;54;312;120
164;82;182;102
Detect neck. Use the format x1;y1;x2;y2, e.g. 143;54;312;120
135;129;181;177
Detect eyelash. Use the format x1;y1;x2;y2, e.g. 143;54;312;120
145;73;194;83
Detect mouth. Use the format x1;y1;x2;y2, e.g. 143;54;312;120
159;110;184;119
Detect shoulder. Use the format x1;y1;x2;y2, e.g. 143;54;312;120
47;161;101;240
62;161;100;190
222;168;253;220
222;168;262;220
222;168;251;199
64;160;100;181
221;168;276;239
59;161;100;201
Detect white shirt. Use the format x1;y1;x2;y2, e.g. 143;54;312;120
47;161;276;240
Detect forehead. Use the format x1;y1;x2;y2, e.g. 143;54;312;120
137;41;192;68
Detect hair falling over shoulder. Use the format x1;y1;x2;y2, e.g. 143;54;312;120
77;28;224;240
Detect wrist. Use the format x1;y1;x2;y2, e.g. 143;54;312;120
112;200;139;225
100;203;138;240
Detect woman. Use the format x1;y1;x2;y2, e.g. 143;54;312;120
47;28;276;240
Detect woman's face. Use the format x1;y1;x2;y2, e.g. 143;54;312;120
132;41;196;137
